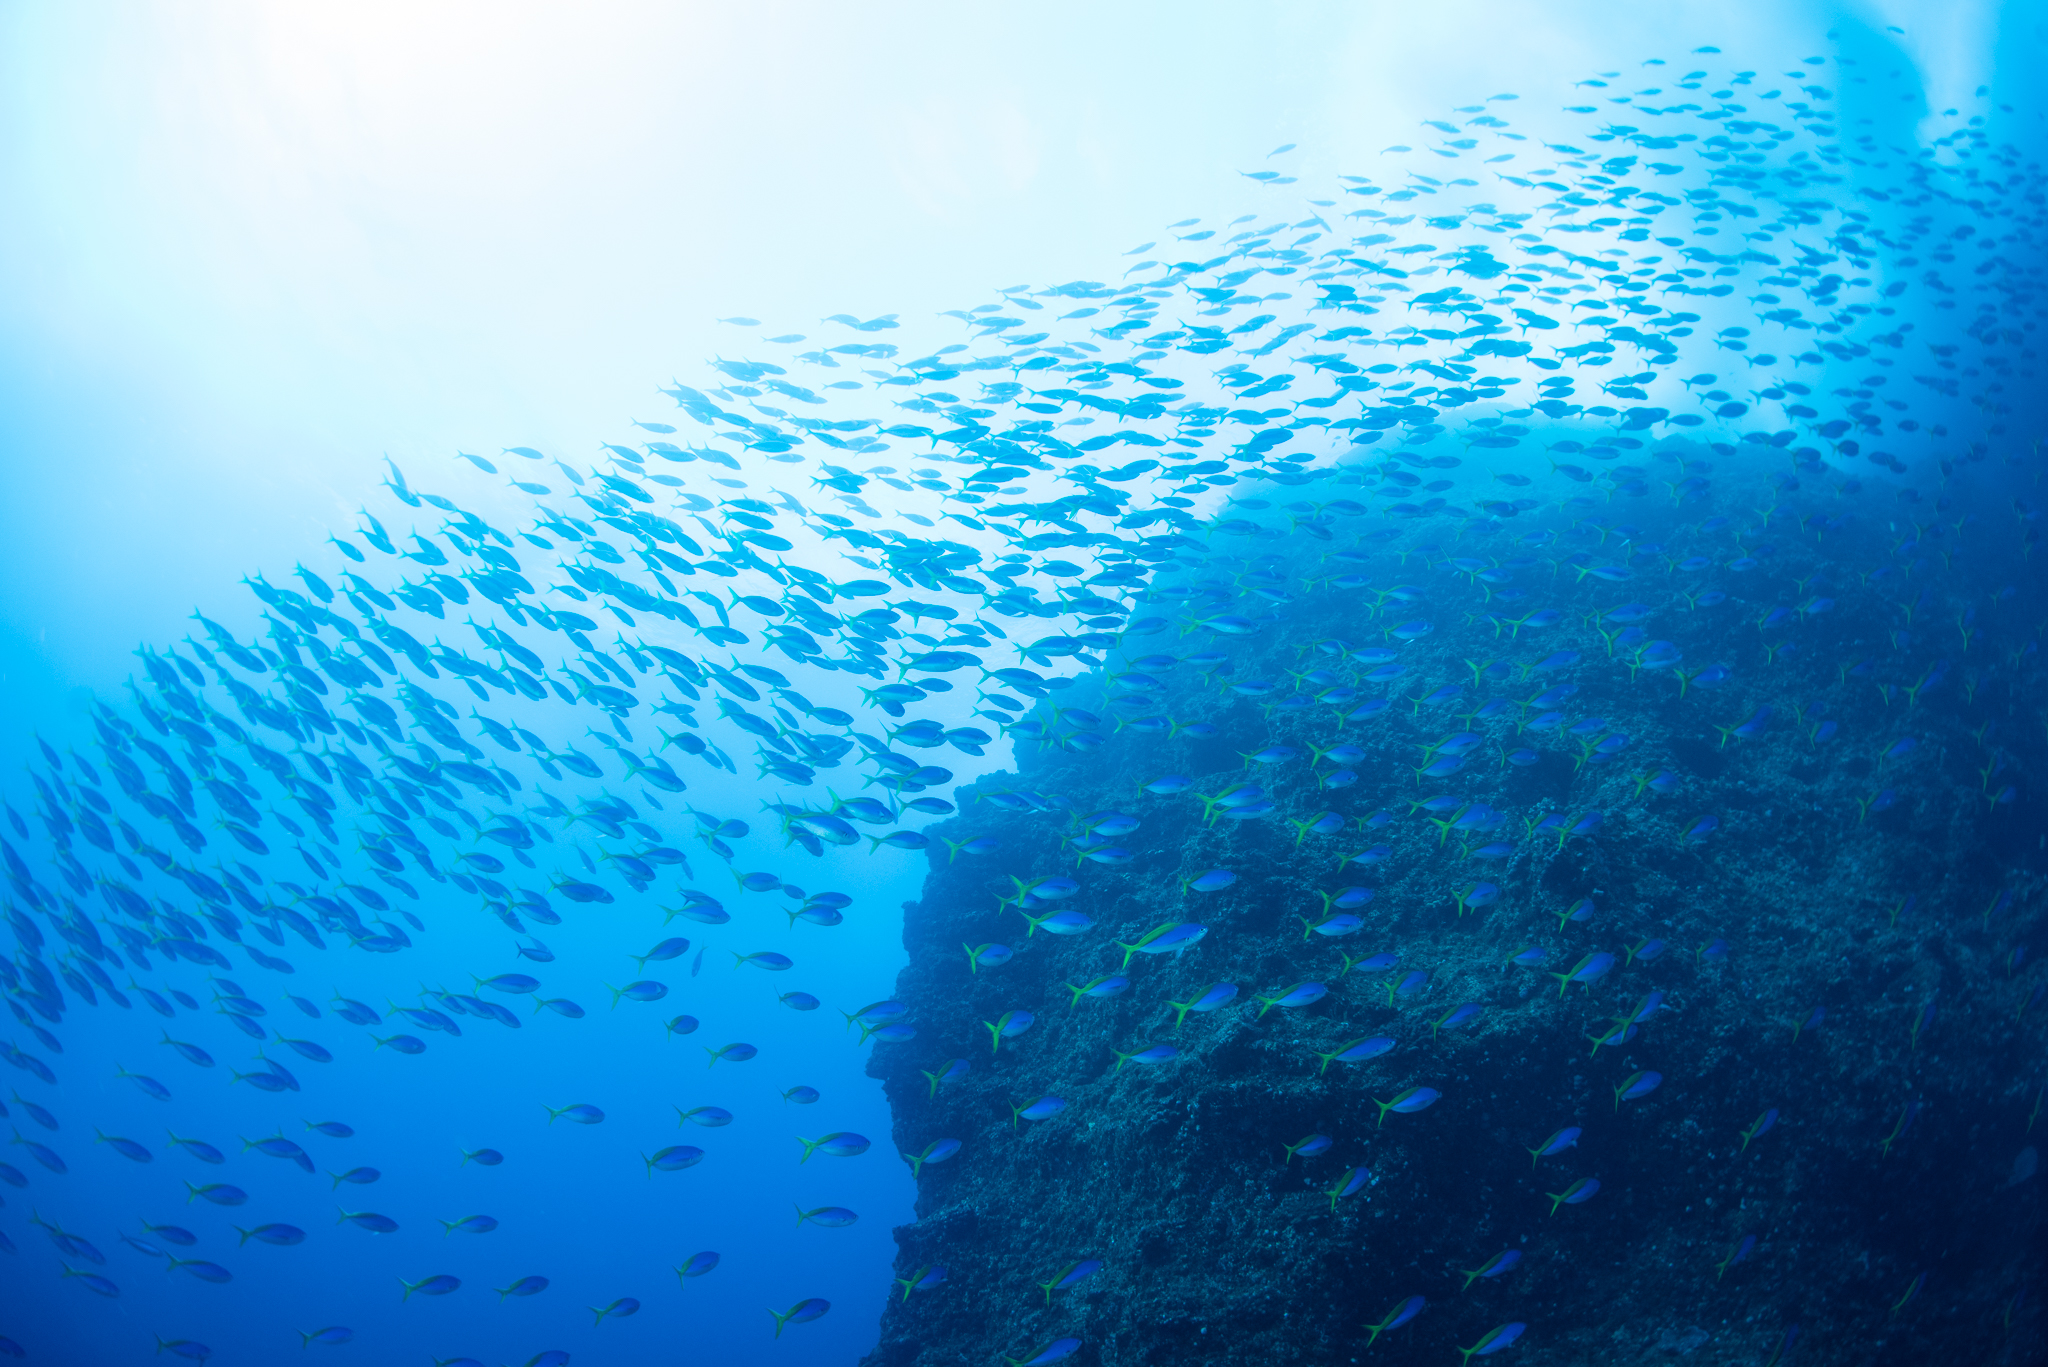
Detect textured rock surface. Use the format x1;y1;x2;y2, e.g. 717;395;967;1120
861;501;2046;1366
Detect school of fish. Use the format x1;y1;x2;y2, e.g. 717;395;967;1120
1;35;2044;1367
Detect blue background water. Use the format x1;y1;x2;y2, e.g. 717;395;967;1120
0;3;2042;1364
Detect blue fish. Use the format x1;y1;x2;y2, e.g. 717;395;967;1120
1527;1127;1581;1166
1717;1235;1756;1281
1283;1133;1334;1163
1066;975;1130;1008
1324;1166;1370;1211
1457;1322;1526;1364
1366;1295;1425;1344
1374;1087;1441;1126
1115;922;1207;969
795;1205;859;1228
1255;982;1328;1018
644;1145;704;1174
545;1103;605;1125
796;1131;870;1162
904;1137;961;1178
1011;1096;1067;1129
769;1297;830;1338
1614;1071;1662;1109
1315;1036;1395;1074
1433;1003;1482;1037
400;1273;461;1300
1036;1259;1103;1304
674;1252;718;1282
1545;1178;1599;1215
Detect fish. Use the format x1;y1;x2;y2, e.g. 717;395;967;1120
1365;1295;1426;1345
1716;1235;1756;1281
1314;1036;1394;1074
1527;1127;1581;1166
644;1145;705;1174
769;1298;830;1338
94;1130;152;1163
795;1205;858;1228
1255;982;1328;1017
1111;1044;1179;1072
60;1266;121;1298
1113;922;1207;970
674;1251;720;1285
1431;1002;1483;1036
1545;1178;1600;1215
1614;1071;1663;1110
1036;1259;1103;1304
1167;981;1236;1026
1457;1323;1526;1364
1283;1133;1334;1163
983;1010;1034;1053
184;1182;246;1206
235;1223;306;1246
497;1275;551;1299
796;1131;870;1162
336;1210;398;1234
140;1221;198;1247
400;1274;461;1300
1324;1166;1370;1211
1010;1096;1067;1129
1461;1250;1523;1289
1373;1087;1441;1126
904;1137;962;1178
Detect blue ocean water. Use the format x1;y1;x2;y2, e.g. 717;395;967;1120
3;8;2046;1366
